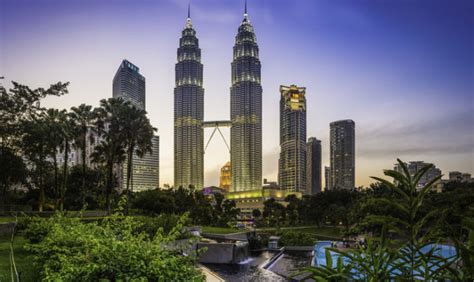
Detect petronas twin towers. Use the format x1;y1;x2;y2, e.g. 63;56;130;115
174;3;262;192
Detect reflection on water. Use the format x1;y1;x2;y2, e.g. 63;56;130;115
203;251;285;282
204;251;312;281
269;251;312;278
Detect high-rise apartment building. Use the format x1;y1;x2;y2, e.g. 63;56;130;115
307;137;322;194
394;161;441;189
113;59;160;192
278;85;307;193
220;162;231;192
174;9;204;189
324;166;331;191
230;6;262;192
330;120;355;190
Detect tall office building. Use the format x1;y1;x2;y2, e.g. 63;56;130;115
230;4;262;192
278;85;307;193
324;166;331;191
113;60;145;109
307;137;322;194
220;162;231;192
113;60;160;192
131;135;160;191
174;8;204;189
330;120;355;190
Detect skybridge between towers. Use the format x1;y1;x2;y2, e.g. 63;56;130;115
202;120;231;154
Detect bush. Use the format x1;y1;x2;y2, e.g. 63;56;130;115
278;230;315;246
23;216;55;243
248;233;269;250
25;212;204;281
133;213;192;239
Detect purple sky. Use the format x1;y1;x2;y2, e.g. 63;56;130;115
1;0;473;187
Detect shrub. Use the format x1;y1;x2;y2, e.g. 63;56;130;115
278;230;315;246
23;216;55;243
25;212;204;281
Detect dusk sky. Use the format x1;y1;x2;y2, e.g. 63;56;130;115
1;0;473;187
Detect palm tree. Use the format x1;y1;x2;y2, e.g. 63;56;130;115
118;105;155;213
58;110;74;211
69;104;95;207
92;98;127;214
43;109;64;207
21;117;51;211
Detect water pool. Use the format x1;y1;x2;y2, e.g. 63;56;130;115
312;241;457;277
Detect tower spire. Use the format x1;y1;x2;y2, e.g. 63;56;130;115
244;0;247;15
185;3;193;28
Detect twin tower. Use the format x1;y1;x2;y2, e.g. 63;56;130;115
174;4;262;192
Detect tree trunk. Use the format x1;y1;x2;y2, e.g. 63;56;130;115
38;154;44;212
125;146;133;215
53;153;58;209
106;161;113;215
60;139;69;211
81;129;86;207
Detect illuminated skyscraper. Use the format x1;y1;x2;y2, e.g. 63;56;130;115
112;60;160;191
220;161;231;192
113;59;145;109
307;137;322;194
279;85;307;193
230;3;262;192
330;120;355;190
174;7;204;189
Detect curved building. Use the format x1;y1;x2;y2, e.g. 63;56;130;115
230;5;262;192
174;8;204;189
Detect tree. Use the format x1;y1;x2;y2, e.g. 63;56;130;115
69;104;95;207
0;81;69;150
92;98;127;214
42;109;64;208
285;194;300;226
118;104;155;213
0;147;27;214
64;165;102;210
263;198;286;228
1;82;69;211
21;117;52;211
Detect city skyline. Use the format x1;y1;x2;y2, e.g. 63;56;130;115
1;0;472;187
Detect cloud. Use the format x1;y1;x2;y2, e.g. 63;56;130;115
358;110;474;159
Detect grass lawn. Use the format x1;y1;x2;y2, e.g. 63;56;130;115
201;226;240;234
0;217;16;223
0;236;37;281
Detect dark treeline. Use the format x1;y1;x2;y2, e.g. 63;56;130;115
0;82;155;214
257;181;474;240
131;187;240;227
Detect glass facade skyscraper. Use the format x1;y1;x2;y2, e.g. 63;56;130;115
307;137;322;194
113;60;145;109
230;8;262;192
279;85;307;193
330;119;355;190
174;12;204;189
112;59;160;192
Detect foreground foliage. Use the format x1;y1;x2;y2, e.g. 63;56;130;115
300;159;472;281
24;205;204;281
